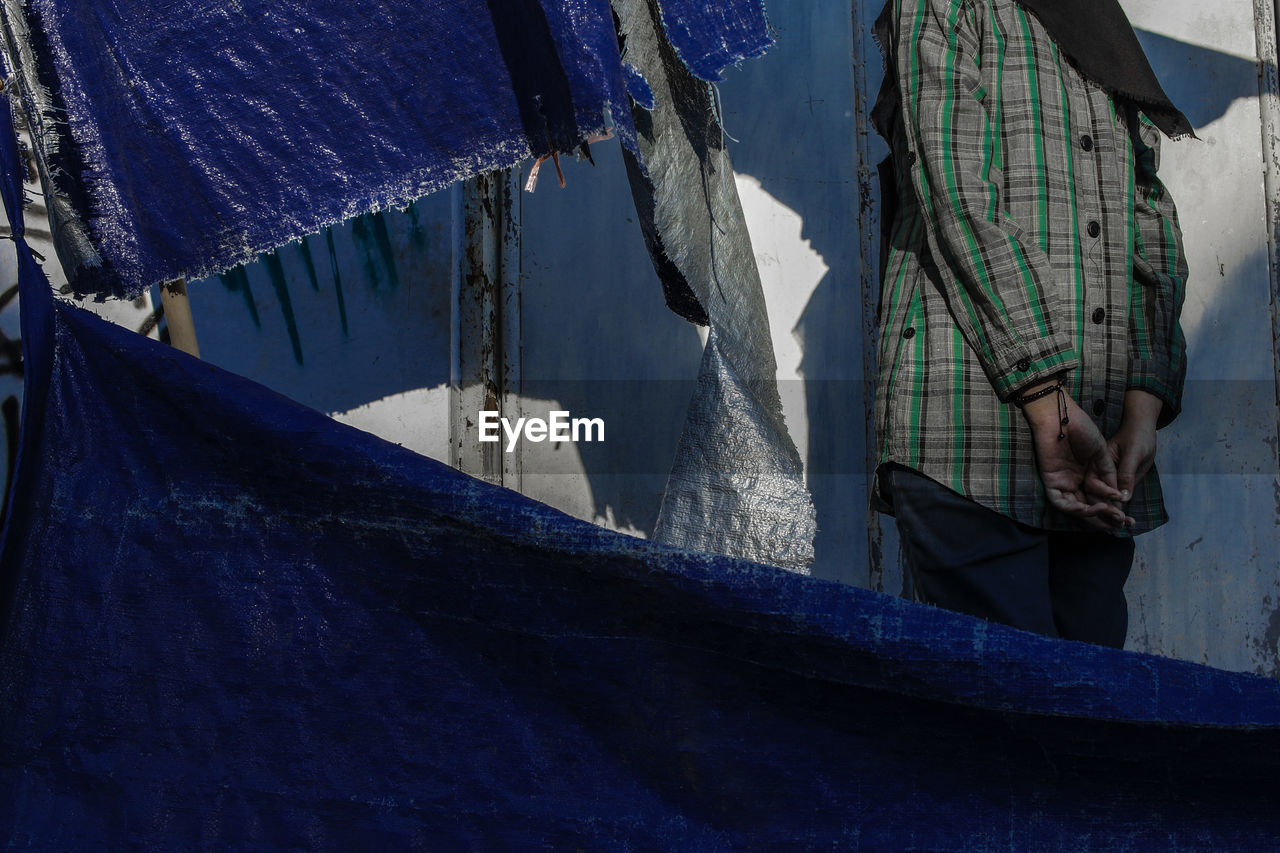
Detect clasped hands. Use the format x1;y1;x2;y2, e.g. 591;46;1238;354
1021;385;1163;530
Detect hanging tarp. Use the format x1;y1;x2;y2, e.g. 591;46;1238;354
0;0;714;297
3;105;1280;849
0;0;774;300
618;0;815;569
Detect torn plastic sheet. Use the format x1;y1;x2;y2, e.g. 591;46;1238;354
4;105;1280;846
616;0;815;570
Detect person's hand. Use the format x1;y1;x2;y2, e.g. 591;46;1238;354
1106;389;1163;505
1020;382;1131;529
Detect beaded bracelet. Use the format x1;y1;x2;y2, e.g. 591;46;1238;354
1013;379;1070;440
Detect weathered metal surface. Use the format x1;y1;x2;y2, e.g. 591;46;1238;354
1270;0;1280;428
451;170;521;487
1260;0;1280;429
1110;0;1280;674
853;0;893;595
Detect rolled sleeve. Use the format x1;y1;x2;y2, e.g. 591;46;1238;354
896;0;1078;400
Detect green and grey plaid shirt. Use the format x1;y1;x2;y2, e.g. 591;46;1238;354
872;0;1188;532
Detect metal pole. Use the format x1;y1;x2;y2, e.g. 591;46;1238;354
159;278;200;358
1255;0;1280;427
450;170;520;487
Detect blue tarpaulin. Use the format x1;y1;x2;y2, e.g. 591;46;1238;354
3;98;1280;849
0;0;764;297
4;1;1280;847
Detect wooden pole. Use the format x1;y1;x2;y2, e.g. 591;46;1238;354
159;278;200;358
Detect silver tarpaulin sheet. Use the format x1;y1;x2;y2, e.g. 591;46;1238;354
617;0;816;571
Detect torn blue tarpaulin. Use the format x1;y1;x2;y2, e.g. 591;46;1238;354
3;107;1280;850
1;0;628;296
0;0;767;298
651;0;772;82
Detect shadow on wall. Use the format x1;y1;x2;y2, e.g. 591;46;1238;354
185;140;703;538
1135;28;1262;129
518;146;705;537
1128;242;1280;676
1151;236;1280;460
715;0;871;584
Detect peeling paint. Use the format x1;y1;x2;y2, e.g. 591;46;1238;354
451;171;519;487
1253;605;1280;677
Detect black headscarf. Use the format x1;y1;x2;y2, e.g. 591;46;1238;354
1016;0;1194;138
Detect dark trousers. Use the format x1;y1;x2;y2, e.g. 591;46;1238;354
885;466;1134;648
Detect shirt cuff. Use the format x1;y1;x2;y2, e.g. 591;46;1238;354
993;343;1078;402
1128;357;1183;428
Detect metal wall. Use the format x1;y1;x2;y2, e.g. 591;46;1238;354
1116;0;1280;672
5;0;1277;674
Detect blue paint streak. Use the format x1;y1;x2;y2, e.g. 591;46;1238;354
325;229;349;337
262;252;303;365
218;266;261;328
296;236;321;292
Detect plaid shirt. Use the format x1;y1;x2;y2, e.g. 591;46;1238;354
872;0;1188;532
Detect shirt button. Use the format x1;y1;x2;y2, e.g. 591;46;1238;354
1093;399;1106;416
1092;307;1106;324
902;327;916;339
1087;221;1101;238
1015;358;1031;372
1081;134;1094;151
907;151;918;166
